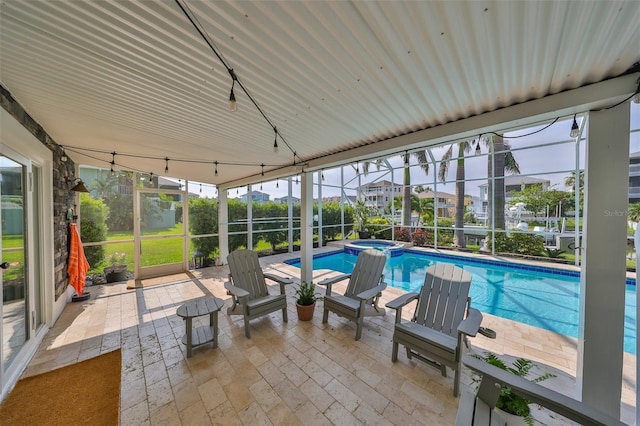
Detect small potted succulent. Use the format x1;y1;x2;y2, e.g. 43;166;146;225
471;352;556;426
294;281;320;321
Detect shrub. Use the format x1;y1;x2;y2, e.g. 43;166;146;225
485;230;545;256
79;193;108;267
411;228;432;247
188;197;218;257
369;217;393;240
395;227;412;242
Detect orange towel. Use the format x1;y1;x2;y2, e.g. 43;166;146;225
67;223;90;296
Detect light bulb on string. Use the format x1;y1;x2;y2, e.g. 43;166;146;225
199;184;202;193
229;68;238;111
164;157;169;174
475;138;482;155
214;161;218;177
570;115;580;138
276;179;279;189
61;147;68;162
321;169;325;181
273;128;279;153
110;151;116;176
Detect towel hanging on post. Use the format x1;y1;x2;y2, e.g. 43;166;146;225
67;222;90;299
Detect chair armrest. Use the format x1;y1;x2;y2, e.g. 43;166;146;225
357;282;387;301
385;292;419;310
224;281;249;298
462;355;625;426
458;308;483;337
318;273;351;287
264;273;293;285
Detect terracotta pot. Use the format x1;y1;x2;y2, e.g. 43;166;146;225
296;302;315;321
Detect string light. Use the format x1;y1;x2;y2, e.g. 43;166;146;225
570;115;580;138
261;163;265;176
276;179;279;189
273;128;279;153
260;182;263;190
199;183;202;193
356;161;360;175
61;147;68;162
110;151;116;176
229;72;237;112
165;157;169;173
321;169;325;181
475;136;482;155
214;161;218;176
404;152;409;166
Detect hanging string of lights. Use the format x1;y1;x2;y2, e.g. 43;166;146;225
174;0;300;162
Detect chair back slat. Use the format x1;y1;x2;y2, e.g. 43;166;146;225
344;249;386;299
228;250;268;299
413;263;471;337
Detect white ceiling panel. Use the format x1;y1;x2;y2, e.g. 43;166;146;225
1;0;638;187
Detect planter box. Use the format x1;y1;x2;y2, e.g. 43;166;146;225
104;266;128;283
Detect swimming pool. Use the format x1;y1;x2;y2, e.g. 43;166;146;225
286;249;637;354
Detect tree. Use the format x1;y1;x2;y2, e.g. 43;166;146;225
486;135;520;230
439;141;472;247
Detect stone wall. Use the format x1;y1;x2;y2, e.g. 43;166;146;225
1;84;76;300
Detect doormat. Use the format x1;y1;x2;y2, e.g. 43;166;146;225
0;349;121;425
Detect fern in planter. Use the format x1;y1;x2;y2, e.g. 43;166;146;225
471;352;556;426
294;281;320;306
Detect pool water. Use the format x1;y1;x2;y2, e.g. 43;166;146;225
287;249;637;354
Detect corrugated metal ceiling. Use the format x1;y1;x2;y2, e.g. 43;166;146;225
1;0;639;187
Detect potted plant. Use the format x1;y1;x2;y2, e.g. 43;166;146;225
104;252;127;283
471;352;556;426
294;281;320;321
353;200;371;239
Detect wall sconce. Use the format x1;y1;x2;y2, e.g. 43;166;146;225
65;177;89;193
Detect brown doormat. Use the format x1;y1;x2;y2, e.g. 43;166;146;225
0;349;121;426
126;272;193;289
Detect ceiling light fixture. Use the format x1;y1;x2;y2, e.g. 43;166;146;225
570;115;580;138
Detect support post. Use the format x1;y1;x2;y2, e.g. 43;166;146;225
578;103;629;418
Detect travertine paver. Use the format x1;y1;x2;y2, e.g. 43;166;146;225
19;248;636;425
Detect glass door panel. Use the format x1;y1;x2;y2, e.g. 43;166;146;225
0;156;27;372
138;191;184;278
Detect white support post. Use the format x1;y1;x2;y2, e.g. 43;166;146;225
218;189;229;265
578;103;629;418
300;172;314;284
247;185;253;250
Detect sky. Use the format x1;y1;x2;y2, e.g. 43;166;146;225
190;103;640;201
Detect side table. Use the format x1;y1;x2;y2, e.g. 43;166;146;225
176;296;224;357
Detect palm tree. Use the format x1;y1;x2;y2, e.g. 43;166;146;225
486;134;520;230
564;170;584;191
439;141;472;247
363;151;430;227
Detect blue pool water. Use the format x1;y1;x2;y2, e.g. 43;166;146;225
286;249;637;354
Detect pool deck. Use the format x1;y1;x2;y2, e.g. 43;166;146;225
19;245;636;425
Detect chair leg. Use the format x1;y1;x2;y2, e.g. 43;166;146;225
453;366;460;397
282;306;288;323
440;364;447;377
244;315;251;338
355;317;363;340
391;341;399;362
322;307;329;323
